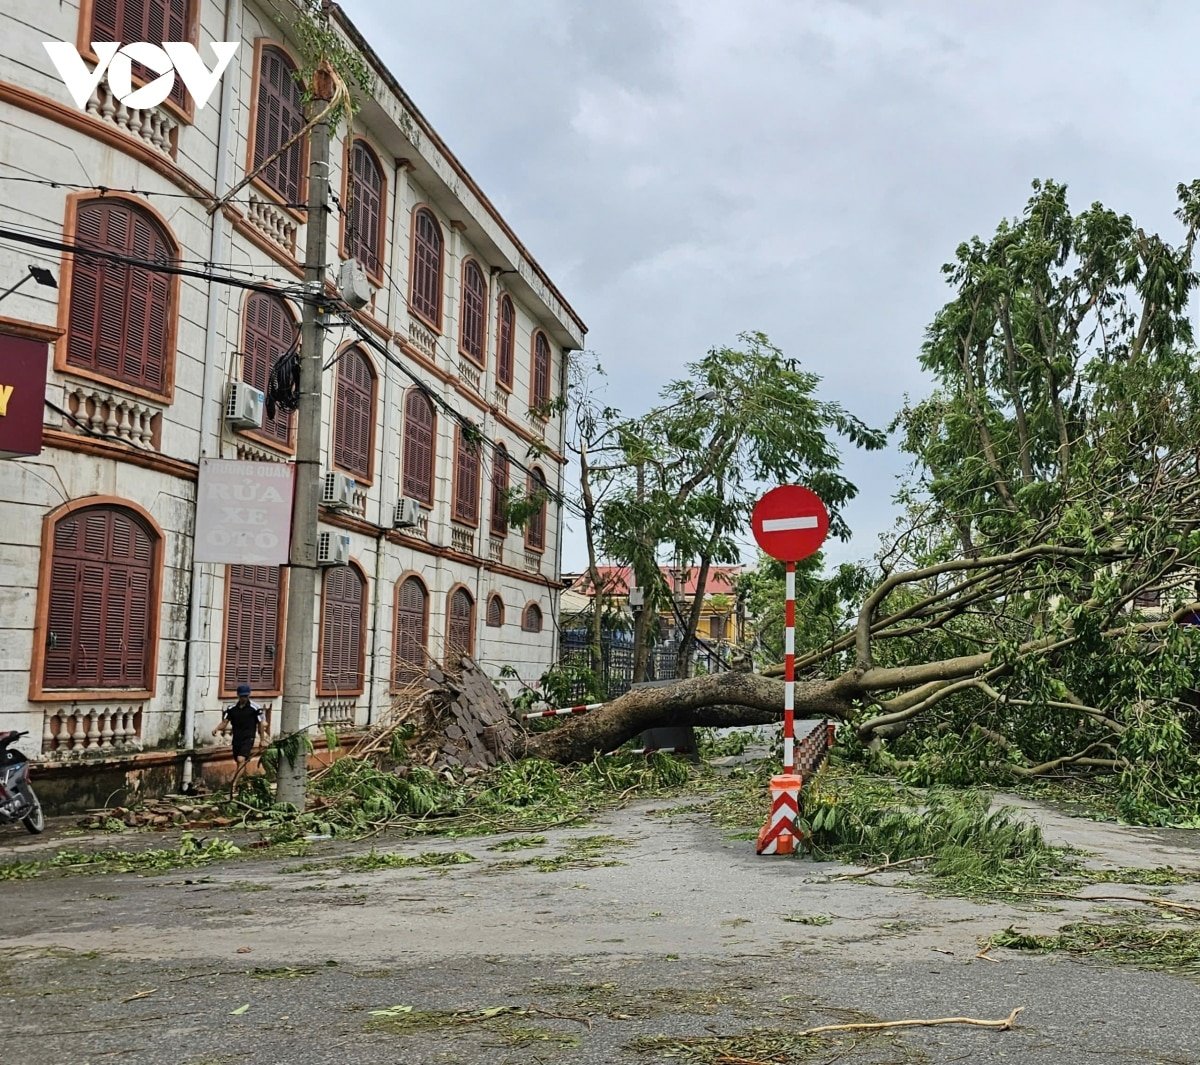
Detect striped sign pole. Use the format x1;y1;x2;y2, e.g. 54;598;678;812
522;701;605;720
783;559;796;774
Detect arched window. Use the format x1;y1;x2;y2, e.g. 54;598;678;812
222;565;283;693
401;389;436;506
489;444;510;537
393;575;429;688
410;207;443;328
333;346;376;482
90;0;191;113
452;425;481;526
67;197;176;396
241;292;298;446
344;139;385;278
531;330;552;409
486;594;505;628
496;295;515;389
445;587;475;668
319;563;366;694
521;602;543;633
43;504;158;690
525;467;548;552
252;45;305;204
458;260;487;365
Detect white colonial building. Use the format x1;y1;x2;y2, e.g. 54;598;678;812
0;0;584;801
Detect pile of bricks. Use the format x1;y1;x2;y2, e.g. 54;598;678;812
423;656;521;771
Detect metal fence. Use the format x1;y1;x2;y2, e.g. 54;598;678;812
558;629;730;701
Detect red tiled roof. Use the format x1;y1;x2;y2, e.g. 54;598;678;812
566;565;741;598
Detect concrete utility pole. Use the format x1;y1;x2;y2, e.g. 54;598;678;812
277;107;333;809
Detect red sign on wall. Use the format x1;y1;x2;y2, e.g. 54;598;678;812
0;331;48;459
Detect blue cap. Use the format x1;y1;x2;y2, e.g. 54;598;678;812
236;684;251;696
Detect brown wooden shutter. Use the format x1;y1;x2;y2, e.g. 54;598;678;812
321;566;364;693
459;261;486;364
522;604;543;633
223;565;282;691
410;209;442;326
241;292;297;445
452;427;480;526
496;296;515;387
43;506;156;690
486;595;504;627
254;47;304;204
525;469;547;551
348;141;383;277
402;390;435;505
91;0;120;40
393;576;428;686
532;332;551;408
445;588;474;668
334;348;373;480
67;199;173;394
489;445;509;536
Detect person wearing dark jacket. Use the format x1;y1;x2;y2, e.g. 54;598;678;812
213;684;268;766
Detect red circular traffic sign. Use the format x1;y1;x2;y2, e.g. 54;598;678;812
751;485;830;561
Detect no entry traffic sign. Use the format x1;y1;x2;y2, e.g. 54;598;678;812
751;485;829;562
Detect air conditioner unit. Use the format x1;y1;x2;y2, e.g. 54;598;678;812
393;497;421;529
317;530;351;566
338;258;371;309
321;471;356;509
224;380;265;429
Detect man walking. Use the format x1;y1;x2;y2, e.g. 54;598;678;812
213;684;268;769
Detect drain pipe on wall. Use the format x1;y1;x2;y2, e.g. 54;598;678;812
551;347;572;662
180;0;243;791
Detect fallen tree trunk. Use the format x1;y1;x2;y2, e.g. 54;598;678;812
522;670;854;763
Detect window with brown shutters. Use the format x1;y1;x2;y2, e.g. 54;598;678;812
345;139;384;278
241;292;297;446
490;444;510;537
521;603;543;633
458;260;487;365
393;576;428;687
452;425;481;526
253;46;305;205
67;198;175;396
91;0;192;114
410;207;443;328
525;467;548;552
486;594;504;628
496;295;515;389
445;587;475;668
43;505;157;690
402;389;436;506
333;346;375;482
222;565;283;692
319;564;366;694
531;331;552;409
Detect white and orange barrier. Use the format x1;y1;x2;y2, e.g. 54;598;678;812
756;718;836;856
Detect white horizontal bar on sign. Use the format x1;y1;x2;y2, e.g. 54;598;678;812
762;516;819;532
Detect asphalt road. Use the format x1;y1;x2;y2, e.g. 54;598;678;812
3;792;1200;1064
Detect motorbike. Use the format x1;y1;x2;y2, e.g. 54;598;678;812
0;731;45;833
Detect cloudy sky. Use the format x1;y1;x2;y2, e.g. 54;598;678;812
343;0;1195;572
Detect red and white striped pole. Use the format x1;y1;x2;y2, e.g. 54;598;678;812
522;702;605;720
783;560;796;775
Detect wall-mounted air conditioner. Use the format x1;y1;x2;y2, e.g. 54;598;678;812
321;471;356;509
224;381;265;429
317;530;351;566
393;497;421;529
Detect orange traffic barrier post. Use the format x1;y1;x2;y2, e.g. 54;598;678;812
756;772;804;855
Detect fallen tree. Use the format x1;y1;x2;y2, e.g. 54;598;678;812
523;179;1200;825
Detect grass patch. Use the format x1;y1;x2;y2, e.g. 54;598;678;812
628;1025;906;1063
491;834;631;874
344;850;474;872
536;980;753;1020
782;913;832;925
988;918;1200;976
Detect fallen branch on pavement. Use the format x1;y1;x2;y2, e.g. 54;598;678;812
833;854;934;879
797;1006;1024;1037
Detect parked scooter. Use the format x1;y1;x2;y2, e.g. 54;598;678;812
0;731;44;833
